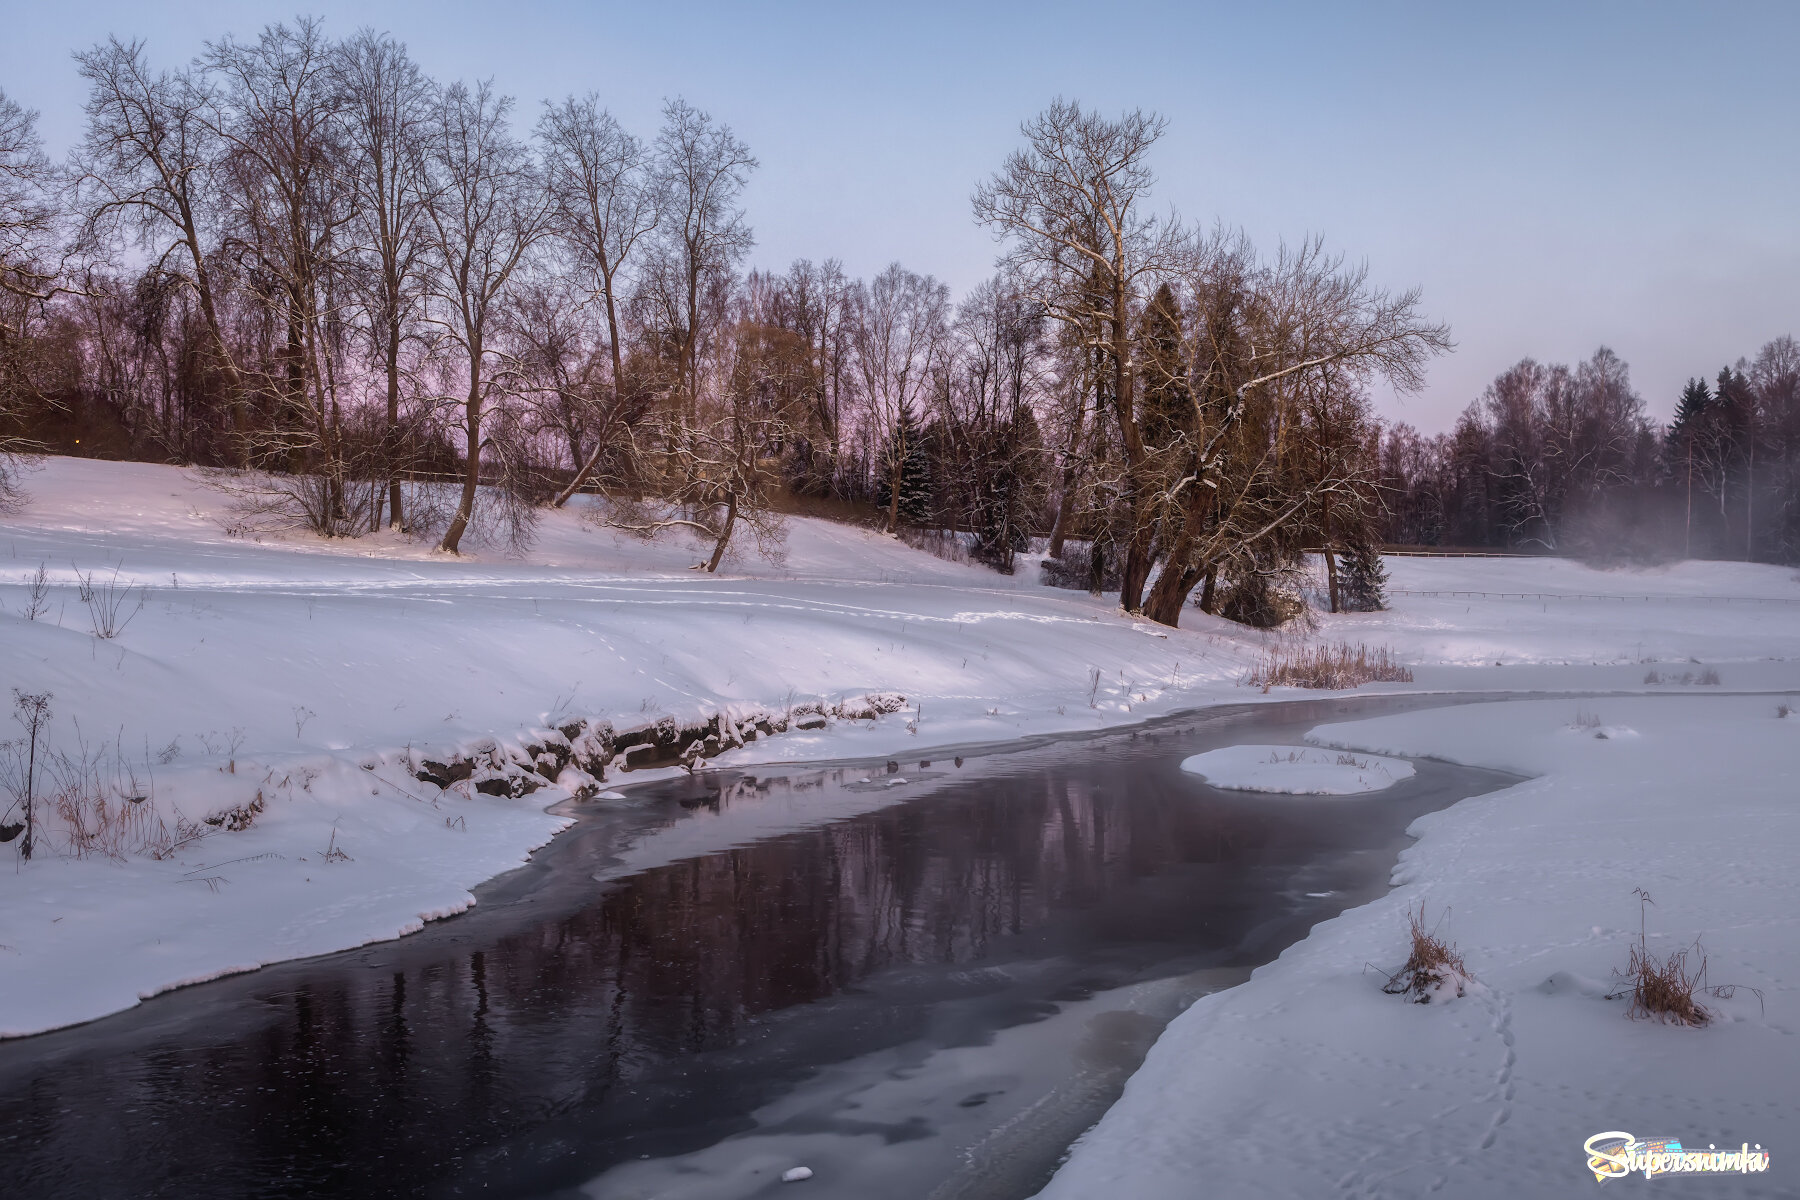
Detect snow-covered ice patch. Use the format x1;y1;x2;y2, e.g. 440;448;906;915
1178;744;1415;794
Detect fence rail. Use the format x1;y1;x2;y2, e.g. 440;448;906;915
1390;589;1800;604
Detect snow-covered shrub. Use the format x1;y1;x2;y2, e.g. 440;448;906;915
1609;891;1743;1027
898;527;972;565
1382;906;1475;1004
1217;571;1310;629
1039;539;1120;594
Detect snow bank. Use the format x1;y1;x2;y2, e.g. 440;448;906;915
1038;695;1800;1199
1178;744;1415;794
7;457;1800;1046
0;459;1269;1036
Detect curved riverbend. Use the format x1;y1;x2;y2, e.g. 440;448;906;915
0;695;1523;1200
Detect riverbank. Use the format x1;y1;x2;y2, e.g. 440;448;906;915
0;696;1521;1199
1038;693;1800;1199
6;456;1800;1044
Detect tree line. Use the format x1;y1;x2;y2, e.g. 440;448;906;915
1375;339;1800;564
49;19;1799;630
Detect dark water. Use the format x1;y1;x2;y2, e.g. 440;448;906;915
0;697;1518;1200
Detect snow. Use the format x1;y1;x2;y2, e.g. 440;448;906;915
1038;695;1800;1198
0;457;1266;1037
4;456;1800;1195
1178;744;1415;794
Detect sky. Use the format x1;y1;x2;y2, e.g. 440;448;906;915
3;0;1797;433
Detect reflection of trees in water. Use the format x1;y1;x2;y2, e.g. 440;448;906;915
485;761;1255;1064
0;751;1306;1198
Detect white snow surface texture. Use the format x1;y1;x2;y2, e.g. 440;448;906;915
2;458;1799;1196
1040;697;1799;1199
1179;744;1415;793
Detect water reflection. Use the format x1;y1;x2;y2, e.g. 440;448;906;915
0;706;1515;1200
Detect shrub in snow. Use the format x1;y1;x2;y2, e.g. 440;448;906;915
1217;571;1308;628
1382;906;1475;1004
1244;643;1413;691
1038;539;1122;594
1608;890;1757;1027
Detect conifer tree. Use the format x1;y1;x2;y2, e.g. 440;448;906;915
1337;538;1389;611
875;402;933;527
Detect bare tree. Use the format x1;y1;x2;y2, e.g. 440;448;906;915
73;38;251;462
1137;235;1450;626
538;94;660;506
0;88;60;308
0;88;61;505
336;28;435;531
202;18;361;530
423;79;552;554
650;97;755;415
1750;336;1800;559
851;262;949;532
974;98;1181;610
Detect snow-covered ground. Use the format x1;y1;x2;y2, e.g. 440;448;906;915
1042;695;1798;1197
2;455;1799;1193
1178;744;1416;794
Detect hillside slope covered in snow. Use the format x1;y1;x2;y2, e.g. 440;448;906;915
5;455;1800;1057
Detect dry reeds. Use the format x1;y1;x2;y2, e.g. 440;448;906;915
1246;642;1414;692
1382;905;1473;1003
1610;889;1755;1026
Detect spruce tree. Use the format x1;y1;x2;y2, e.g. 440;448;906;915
1138;282;1190;449
876;403;934;527
1338;539;1389;611
1668;378;1711;447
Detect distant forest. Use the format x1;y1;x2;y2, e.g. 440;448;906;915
1;18;1795;629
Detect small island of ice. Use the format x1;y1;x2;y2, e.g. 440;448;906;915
1179;745;1416;795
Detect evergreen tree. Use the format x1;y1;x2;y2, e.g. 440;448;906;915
875;402;933;526
1338;538;1389;611
1137;282;1190;449
1667;377;1712;450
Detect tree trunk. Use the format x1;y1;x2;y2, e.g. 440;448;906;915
1142;503;1205;627
706;492;738;572
1323;546;1341;613
1045;372;1089;559
386;308;405;531
552;270;626;508
1119;520;1154;613
441;368;482;555
1108;272;1151;613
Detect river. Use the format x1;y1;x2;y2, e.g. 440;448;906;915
0;695;1520;1199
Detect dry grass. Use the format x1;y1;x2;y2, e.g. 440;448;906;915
1619;937;1712;1026
1610;889;1757;1027
1382;905;1473;1003
897;527;972;564
6;729;211;862
1245;642;1414;692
